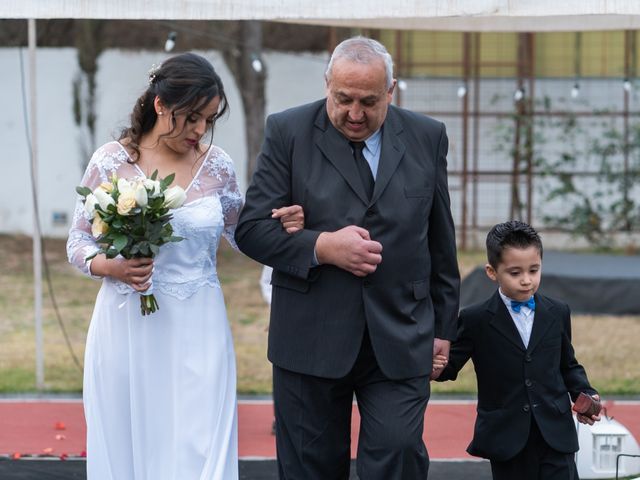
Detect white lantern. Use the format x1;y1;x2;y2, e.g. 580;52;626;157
575;415;640;479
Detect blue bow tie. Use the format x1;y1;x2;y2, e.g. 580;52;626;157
511;297;535;313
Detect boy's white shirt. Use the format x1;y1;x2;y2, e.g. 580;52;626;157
498;289;535;348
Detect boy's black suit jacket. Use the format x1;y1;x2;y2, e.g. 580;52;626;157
438;291;597;461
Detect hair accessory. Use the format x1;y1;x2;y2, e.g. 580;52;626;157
148;63;161;85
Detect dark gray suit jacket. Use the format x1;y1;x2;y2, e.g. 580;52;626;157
438;291;597;461
235;99;460;380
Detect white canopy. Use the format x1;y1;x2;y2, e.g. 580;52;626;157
3;0;640;31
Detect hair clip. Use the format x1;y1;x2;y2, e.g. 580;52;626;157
148;63;161;85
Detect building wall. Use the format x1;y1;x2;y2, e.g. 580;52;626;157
0;47;327;238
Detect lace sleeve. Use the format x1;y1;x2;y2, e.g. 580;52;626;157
66;143;123;277
219;154;244;251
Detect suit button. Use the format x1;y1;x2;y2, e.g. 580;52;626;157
523;404;530;412
525;354;532;362
525;379;532;387
365;208;375;217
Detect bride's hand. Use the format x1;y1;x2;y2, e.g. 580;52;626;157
91;255;154;292
272;205;304;234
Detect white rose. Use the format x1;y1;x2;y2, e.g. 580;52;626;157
84;193;98;217
143;178;161;198
117;178;134;194
117;190;137;215
163;186;187;209
94;187;115;211
134;183;148;208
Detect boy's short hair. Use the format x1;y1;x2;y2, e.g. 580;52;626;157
486;220;543;268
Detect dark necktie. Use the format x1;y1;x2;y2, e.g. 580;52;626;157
511;297;535;313
350;141;374;200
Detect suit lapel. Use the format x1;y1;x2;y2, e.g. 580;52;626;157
526;294;555;353
371;108;406;204
314;106;370;205
488;291;526;351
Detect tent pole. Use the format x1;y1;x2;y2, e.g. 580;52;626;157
28;18;44;391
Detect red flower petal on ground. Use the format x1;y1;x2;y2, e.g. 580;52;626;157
60;453;68;461
11;452;21;460
54;421;66;430
80;450;87;457
42;447;53;455
55;434;66;440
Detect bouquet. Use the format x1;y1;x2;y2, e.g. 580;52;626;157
76;170;186;315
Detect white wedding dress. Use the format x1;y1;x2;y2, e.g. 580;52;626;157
67;141;243;480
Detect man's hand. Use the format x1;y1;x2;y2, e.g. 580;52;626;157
315;225;382;277
272;205;304;234
433;338;451;364
430;354;448;380
576;394;602;425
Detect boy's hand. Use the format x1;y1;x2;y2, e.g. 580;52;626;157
576;394;602;425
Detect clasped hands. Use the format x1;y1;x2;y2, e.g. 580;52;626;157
431;338;450;380
315;225;383;277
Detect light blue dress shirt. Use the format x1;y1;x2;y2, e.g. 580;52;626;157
360;128;382;180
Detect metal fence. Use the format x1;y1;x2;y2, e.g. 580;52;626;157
382;31;640;249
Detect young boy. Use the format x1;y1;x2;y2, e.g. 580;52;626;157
433;220;601;480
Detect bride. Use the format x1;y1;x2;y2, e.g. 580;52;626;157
67;52;303;479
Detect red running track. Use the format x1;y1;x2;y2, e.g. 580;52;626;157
1;399;639;460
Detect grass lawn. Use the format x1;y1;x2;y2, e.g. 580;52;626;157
0;234;638;395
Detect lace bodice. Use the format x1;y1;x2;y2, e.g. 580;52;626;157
67;141;244;299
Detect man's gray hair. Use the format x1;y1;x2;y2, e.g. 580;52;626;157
325;37;394;90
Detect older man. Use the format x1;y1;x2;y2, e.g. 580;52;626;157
235;37;460;479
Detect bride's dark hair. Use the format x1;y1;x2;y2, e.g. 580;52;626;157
120;52;229;161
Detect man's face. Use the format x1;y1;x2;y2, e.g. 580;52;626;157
485;246;542;301
325;58;395;142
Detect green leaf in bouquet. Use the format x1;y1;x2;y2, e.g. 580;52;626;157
160;173;175;189
113;234;129;253
149;244;160;256
166;235;184;243
112;218;123;229
150;219;164;231
99;231;114;242
161;224;174;236
148;233;161;245
131;224;146;237
106;246;119;259
101;213;114;223
76;186;92;197
150;170;159;181
148;196;163;210
137;242;150;257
